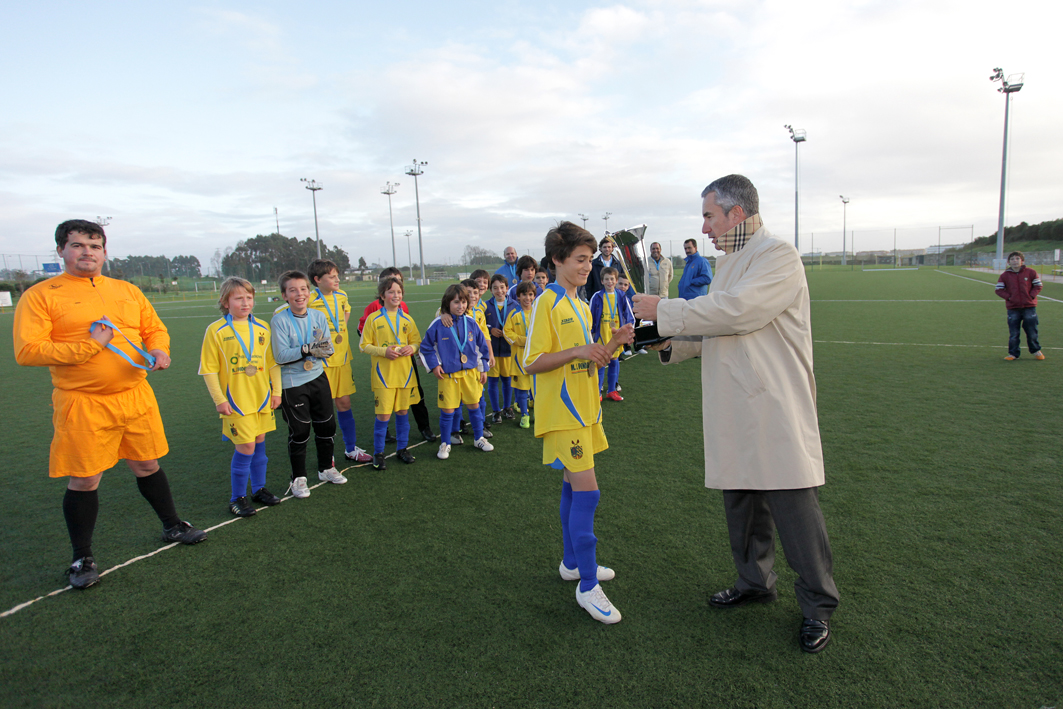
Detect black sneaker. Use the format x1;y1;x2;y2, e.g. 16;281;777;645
459;419;470;435
385;432;397;444
66;556;99;590
372;453;387;471
483;416;492;430
502;409;515;420
161;521;207;545
396;448;416;464
420;428;437;443
492;412;503;425
251;487;281;506
229;496;257;517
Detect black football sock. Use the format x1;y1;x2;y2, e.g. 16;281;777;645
63;488;99;562
135;469;181;528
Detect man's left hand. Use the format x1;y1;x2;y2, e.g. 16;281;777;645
632;294;661;321
148;349;170;371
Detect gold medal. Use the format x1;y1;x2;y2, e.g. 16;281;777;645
335;334;343;344
303;360;314;371
460;354;468;364
244;365;258;376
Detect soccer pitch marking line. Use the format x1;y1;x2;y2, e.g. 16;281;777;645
935;269;1063;304
0;439;431;621
815;339;1063;350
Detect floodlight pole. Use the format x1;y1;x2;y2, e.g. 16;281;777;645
301;178;323;258
786;126;806;250
578;213;589;229
274;207;281;235
990;68;1023;268
403;230;414;281
839;196;849;266
405;159;427;282
381;181;400;268
602;212;612;234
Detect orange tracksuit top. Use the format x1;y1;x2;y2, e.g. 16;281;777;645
13;272;170;395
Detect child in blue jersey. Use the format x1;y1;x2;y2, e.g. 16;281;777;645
270;270;343;499
507;255;544;300
590;267;634;402
484;274;517;423
525;221;633;624
420;284;494;459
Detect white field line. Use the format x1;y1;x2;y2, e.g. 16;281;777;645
815;340;1062;350
936;269;1063;303
862;267;919;271
0;438;430;620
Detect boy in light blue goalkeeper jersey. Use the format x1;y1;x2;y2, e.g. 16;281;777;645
524;222;633;624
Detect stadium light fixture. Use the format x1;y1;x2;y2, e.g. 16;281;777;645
989;68;1024;270
578;213;589;229
404;159;428;283
602;212;612;233
785;125;806;250
301;178;323;259
839;196;849;266
381;181;400;269
403;229;414;281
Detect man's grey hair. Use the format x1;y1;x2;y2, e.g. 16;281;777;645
701;174;759;217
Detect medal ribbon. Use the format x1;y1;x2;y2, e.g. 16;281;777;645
89;316;157;370
381;308;402;344
606;292;617;325
495;298;509;331
286;309;312;347
447;316;470;358
315;288;342;335
224;314;257;366
563;295;592;346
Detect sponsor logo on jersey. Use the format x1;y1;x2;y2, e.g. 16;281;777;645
561;317;574;325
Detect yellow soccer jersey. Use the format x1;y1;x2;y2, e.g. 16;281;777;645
308;288;352;366
474;308;490;340
597;292;620;345
523;285;602;436
503;307;533;376
360;308;422;389
199;316;277;415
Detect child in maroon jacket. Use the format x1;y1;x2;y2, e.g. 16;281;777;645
995;251;1044;360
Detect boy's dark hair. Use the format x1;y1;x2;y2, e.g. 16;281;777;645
515;281;537;298
470;269;490;282
379;266;403;280
601;266;619;280
55;220;106;249
536;265;549;275
308;259;339;285
516;255;538;274
440;284;470;315
460;278;479;290
279;270;310;293
545;221;597;266
489;273;509;288
1007;251;1025;261
617;272;629;282
377;276;404;301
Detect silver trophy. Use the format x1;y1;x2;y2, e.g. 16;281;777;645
602;224;648;294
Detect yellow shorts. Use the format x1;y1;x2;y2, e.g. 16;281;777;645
437;368;484;410
488;356;514;378
542;423;607;473
511;372;533;390
324;361;357;399
222;409;277;445
373;386;421;416
50;380;169;478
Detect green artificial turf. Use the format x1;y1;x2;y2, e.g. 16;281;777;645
0;268;1061;708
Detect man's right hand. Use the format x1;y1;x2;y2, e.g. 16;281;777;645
90;322;114;347
647;339;671;352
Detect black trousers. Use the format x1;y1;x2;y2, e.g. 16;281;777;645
279;374;337;479
409;364;431;432
723;487;840;620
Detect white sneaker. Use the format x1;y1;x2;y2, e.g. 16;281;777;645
559;562;616;582
344;446;372;463
290;477;311;498
437;443;451;460
575;583;621;624
318;467;347;484
474;437;494;452
637;348;648;355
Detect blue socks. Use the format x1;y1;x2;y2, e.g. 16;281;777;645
250;441;267;493
488;377;501;411
337;409;357;451
439;411;455;444
607;359;619;393
570;489;601;592
516;389;529;415
501;376;513;408
560;482;576;570
373;418;388;455
469;405;484;440
395;413;410;450
598;365;606;391
230;450;253;502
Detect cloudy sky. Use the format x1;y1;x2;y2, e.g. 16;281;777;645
1;0;1059;272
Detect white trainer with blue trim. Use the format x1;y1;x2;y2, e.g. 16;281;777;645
576;583;621;624
559;562;615;582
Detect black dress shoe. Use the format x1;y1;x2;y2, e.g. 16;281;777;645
799;618;831;653
708;586;778;608
420;428;437;442
396;448;416;464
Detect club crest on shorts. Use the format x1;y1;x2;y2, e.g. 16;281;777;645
439;393;445;402
374;397;380;408
570;440;583;460
230;423;238;437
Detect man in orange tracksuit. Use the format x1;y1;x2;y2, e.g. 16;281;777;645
13;220;206;590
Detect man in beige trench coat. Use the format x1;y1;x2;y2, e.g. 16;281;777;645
632;174;839;653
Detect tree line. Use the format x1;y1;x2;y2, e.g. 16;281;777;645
969;217;1063;248
106;254;202;279
216;233;351;281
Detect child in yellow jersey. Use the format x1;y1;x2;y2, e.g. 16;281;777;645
590;267;635;402
307;259;373;464
199;277;283;517
485;274;517;423
504;281;537;429
524;221;633;625
359;276;422;470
